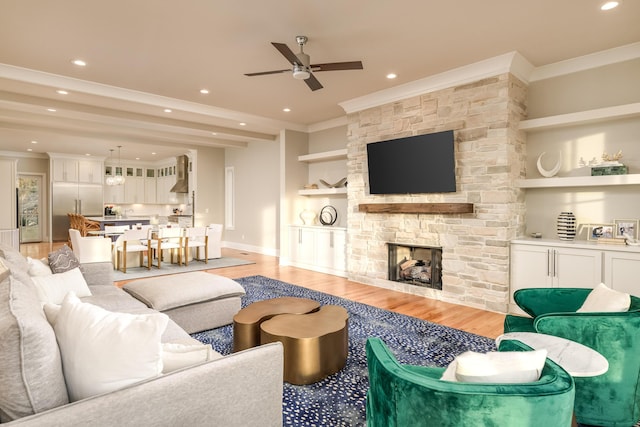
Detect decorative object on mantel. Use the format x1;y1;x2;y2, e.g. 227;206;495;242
358;203;474;215
319;178;347;188
556;212;576;241
319;205;338;226
300;209;317;225
303;183;319;190
591;150;627;176
536;151;562;178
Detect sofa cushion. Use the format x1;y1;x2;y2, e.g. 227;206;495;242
48;245;80;274
31;267;92;304
577;282;631;313
0;258;69;422
161;342;222;374
26;257;52;277
44;292;169;402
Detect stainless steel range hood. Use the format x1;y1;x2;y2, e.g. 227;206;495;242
169;155;189;193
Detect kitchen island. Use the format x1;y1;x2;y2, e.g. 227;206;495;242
85;216;151;230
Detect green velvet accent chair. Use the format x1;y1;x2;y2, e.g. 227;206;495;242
504;288;640;427
365;337;575;427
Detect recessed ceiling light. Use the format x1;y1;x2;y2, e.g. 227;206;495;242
72;59;87;67
27;148;33;152
56;90;68;95
151;152;156;155
47;108;56;112
601;1;619;10
31;140;38;144
164;108;172;113
386;73;397;79
239;122;246;126
135;157;140;160
283;108;291;112
85;153;91;156
211;132;218;136
200;89;209;94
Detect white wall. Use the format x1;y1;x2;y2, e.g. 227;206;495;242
225;139;280;254
194;147;225;227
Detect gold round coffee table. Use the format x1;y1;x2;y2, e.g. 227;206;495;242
260;305;349;385
232;297;320;352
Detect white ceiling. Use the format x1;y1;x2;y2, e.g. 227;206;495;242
0;0;638;161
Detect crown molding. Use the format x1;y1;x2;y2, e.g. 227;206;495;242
529;41;640;82
339;51;534;114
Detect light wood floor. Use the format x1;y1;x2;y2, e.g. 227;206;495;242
22;242;506;339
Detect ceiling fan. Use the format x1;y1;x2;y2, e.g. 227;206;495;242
244;36;363;91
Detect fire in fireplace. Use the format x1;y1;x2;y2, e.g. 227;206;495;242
387;243;442;290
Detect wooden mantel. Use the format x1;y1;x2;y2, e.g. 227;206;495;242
358;203;474;214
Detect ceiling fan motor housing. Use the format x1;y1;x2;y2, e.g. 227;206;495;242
293;65;311;80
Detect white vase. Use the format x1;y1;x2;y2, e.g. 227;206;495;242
557;212;576;240
300;210;317;225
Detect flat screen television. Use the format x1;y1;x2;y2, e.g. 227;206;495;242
366;130;456;194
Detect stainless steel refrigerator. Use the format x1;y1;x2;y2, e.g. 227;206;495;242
52;182;103;241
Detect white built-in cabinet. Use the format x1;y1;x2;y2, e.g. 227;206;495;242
510;239;640;313
52;158;102;184
0;158;17;229
289;225;347;277
104;160;177;204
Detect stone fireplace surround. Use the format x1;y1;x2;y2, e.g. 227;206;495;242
344;72;528;314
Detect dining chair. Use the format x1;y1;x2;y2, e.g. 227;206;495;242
112;228;151;273
148;226;183;268
182;227;208;265
68;229;112;263
207;223;223;259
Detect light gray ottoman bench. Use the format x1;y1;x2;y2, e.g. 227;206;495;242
123;271;245;333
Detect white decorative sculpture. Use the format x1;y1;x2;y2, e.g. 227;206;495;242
536;151;562;178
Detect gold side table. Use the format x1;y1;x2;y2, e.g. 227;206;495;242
232;297;320;352
260;305;349;385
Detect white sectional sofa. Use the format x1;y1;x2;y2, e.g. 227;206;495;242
0;243;283;426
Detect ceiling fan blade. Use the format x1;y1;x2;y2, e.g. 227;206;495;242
304;74;323;91
311;61;363;72
244;69;291;77
272;42;301;65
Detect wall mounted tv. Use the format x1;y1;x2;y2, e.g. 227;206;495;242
366;129;456;194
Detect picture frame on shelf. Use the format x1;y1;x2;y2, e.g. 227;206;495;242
613;219;638;239
587;223;615;241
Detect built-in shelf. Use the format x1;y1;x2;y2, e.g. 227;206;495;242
298;149;347;163
298;187;348;196
518;174;640;189
358;203;474;214
519;102;640;132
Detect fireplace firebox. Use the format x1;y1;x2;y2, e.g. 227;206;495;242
387;243;442;290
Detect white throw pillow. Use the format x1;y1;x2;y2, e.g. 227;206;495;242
50;292;169;401
440;349;548;383
161;342;221;374
31;267;92;304
26;257;53;277
577;283;631;313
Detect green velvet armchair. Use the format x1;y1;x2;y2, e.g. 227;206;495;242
365;337;575;427
504;288;640;427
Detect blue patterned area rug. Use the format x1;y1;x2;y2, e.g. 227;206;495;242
192;275;496;427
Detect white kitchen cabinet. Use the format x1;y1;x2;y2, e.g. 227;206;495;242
124;176;145;203
78;160;103;184
52;158;78;183
289;225;347;277
510;240;603;314
145;168;156;203
603;251;640;297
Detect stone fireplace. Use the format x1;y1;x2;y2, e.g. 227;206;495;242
343;71;528;313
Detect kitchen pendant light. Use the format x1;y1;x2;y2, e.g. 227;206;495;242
113;145;125;185
106;149;116;186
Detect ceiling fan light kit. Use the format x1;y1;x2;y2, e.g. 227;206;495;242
245;35;363;91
